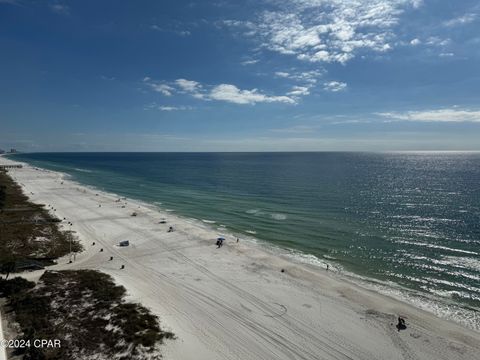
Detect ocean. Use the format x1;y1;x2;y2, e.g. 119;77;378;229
9;152;480;330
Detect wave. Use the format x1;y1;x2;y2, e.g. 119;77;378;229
244;241;480;332
246;209;287;220
341;271;480;332
425;256;480;273
284;250;332;270
443;256;480;272
389;215;458;223
202;219;216;224
73;167;93;173
271;213;287;220
422;277;480;293
426;289;480;303
394;240;478;255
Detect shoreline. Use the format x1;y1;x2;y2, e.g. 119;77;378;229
6;155;480;333
1;155;479;359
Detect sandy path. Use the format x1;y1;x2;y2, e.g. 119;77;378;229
1;157;479;360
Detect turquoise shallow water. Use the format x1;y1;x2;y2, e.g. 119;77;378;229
10;152;480;330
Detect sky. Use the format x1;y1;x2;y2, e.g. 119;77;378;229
1;0;479;152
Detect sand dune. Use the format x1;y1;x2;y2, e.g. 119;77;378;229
1;156;479;360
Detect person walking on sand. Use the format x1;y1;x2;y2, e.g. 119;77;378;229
396;316;407;331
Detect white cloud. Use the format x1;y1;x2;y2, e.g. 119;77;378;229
152;84;175;96
49;3;69;15
150;24;191;36
241;59;259;65
426;36;451;47
224;0;421;64
209;84;295;104
377;108;480;122
410;0;423;8
144;77;300;105
323;81;347;92
329;119;370;125
175;79;201;92
270;125;317;133
274;69;324;84
444;13;477;27
410;38;421;46
219;19;256;30
274;71;323;98
287;86;310;96
143;103;193;111
297;70;324;83
158;106;191;111
143;78;175;96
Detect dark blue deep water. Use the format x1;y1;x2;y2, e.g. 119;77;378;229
10;152;480;330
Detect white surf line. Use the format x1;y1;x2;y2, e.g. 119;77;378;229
0;308;7;360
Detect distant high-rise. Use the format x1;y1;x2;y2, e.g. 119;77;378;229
9;148;17;153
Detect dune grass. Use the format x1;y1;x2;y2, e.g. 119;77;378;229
0;270;174;359
0;171;82;273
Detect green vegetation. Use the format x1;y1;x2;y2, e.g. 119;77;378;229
0;171;82;274
0;172;173;358
0;270;174;359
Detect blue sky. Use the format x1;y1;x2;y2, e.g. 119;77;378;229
1;0;479;151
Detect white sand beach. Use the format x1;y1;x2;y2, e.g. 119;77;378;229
1;156;479;360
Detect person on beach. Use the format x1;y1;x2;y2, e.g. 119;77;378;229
396;316;407;331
